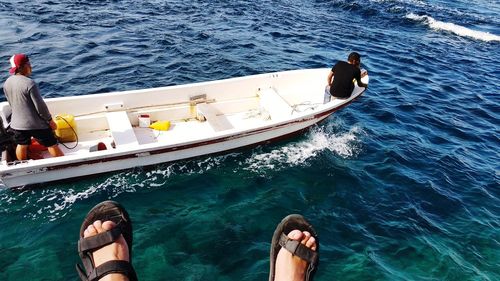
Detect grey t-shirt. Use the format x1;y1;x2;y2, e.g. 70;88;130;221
3;75;52;130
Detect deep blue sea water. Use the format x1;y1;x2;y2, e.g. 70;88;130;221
0;0;499;280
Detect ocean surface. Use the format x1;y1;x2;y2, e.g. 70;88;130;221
0;0;498;280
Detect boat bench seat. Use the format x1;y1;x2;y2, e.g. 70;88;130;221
105;111;139;147
258;88;293;120
196;103;234;132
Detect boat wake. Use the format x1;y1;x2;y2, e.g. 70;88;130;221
406;13;500;42
0;124;364;221
124;124;366;182
243;124;364;174
19;174;138;222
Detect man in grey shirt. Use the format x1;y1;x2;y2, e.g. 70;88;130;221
3;54;64;160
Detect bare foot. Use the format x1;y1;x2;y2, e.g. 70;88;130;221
274;230;317;281
83;220;130;281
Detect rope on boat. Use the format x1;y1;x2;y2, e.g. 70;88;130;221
71;98;219;118
290;102;322;114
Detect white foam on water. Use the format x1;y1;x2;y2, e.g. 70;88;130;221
137;153;242;188
243;125;364;174
27;186;98;221
144;153;233;179
406;13;500;42
146;165;176;178
12;126;364;221
28;173;137;221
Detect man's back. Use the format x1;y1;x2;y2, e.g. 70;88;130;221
3;75;51;130
330;61;361;98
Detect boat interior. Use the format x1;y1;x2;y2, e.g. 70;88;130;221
0;69;357;161
1;89;322;161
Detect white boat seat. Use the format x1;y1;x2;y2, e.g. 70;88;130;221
105;111;139;147
197;103;233;132
258;88;293;120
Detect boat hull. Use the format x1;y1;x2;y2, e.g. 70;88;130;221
1;114;329;188
0;68;367;188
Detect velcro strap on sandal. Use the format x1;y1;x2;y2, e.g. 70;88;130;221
78;226;122;253
279;233;318;263
88;260;137;281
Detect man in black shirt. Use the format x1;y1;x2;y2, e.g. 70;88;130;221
326;52;368;100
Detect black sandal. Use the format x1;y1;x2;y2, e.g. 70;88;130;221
76;201;138;281
269;214;319;281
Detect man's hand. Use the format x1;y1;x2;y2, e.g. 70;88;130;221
49;119;57;130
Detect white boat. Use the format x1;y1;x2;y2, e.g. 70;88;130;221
0;68;368;188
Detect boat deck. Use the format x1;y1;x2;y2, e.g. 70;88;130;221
51;108;268;158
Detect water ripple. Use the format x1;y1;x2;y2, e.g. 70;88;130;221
0;0;499;280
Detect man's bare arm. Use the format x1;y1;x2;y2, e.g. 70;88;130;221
327;71;334;86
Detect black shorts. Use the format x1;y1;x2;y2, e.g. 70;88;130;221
11;128;58;147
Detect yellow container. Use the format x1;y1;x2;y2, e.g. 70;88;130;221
54;114;77;142
149;120;171;131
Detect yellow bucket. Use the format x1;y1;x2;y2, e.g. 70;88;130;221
54;114;77;142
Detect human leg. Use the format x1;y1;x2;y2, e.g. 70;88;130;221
82;220;130;281
274;230;317;281
77;201;137;281
34;128;64;157
269;214;319;281
15;144;29;160
11;129;31;160
324;86;332;104
47;144;64;157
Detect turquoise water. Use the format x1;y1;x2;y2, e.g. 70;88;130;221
0;0;499;280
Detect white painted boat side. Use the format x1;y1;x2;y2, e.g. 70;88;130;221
0;114;328;187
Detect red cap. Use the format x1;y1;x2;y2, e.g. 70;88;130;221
9;54;30;74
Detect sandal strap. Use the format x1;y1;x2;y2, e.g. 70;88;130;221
279;233;318;264
87;260;137;281
78;226;122;253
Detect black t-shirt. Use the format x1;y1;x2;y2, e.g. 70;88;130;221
329;61;361;98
